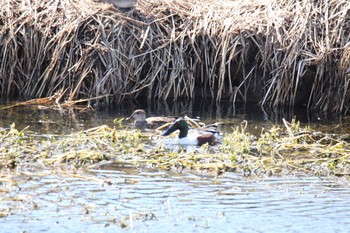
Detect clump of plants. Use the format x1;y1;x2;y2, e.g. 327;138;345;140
1;119;350;178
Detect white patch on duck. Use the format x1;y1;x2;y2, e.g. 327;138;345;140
161;118;219;146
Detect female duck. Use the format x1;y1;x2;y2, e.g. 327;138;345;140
161;118;219;146
127;109;175;129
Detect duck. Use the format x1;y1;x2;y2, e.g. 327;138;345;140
161;118;220;146
126;109;175;129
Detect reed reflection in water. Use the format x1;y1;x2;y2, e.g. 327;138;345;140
0;99;348;136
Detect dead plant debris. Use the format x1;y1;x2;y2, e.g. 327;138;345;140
1;119;350;178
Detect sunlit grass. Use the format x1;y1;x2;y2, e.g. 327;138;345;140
1;119;350;178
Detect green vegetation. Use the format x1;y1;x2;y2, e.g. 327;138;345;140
1;119;350;178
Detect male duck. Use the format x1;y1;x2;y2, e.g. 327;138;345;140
127;109;175;129
161;118;219;146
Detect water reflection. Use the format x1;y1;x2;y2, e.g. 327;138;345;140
0;99;348;135
1;99;350;232
2;167;350;232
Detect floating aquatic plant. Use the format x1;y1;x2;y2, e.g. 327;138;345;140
1;119;350;178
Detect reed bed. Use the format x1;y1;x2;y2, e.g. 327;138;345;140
0;0;349;112
1;119;350;178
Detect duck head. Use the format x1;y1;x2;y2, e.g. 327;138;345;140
126;109;148;128
127;109;147;121
161;118;188;138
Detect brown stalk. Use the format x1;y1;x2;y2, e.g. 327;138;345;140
0;0;349;112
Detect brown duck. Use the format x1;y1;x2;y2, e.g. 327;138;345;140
127;109;175;129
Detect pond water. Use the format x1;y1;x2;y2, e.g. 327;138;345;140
2;167;350;233
1;100;350;232
1;99;349;135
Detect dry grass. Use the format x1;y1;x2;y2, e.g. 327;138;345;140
0;0;349;112
1;119;350;178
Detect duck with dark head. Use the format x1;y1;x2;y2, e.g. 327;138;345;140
161;118;220;146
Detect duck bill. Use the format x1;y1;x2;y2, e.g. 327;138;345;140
126;113;134;121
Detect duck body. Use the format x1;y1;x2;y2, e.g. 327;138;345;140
127;109;175;129
162;118;219;146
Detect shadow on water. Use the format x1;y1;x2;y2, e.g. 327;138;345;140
113;98;348;128
1;98;349;135
1;99;350;232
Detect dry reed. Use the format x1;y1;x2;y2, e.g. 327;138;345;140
0;0;349;112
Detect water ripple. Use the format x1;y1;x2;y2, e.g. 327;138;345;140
2;169;350;233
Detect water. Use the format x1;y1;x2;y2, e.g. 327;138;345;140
1;101;350;232
2;167;350;232
0;99;349;135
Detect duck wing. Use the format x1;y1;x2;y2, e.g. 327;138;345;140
198;123;220;136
